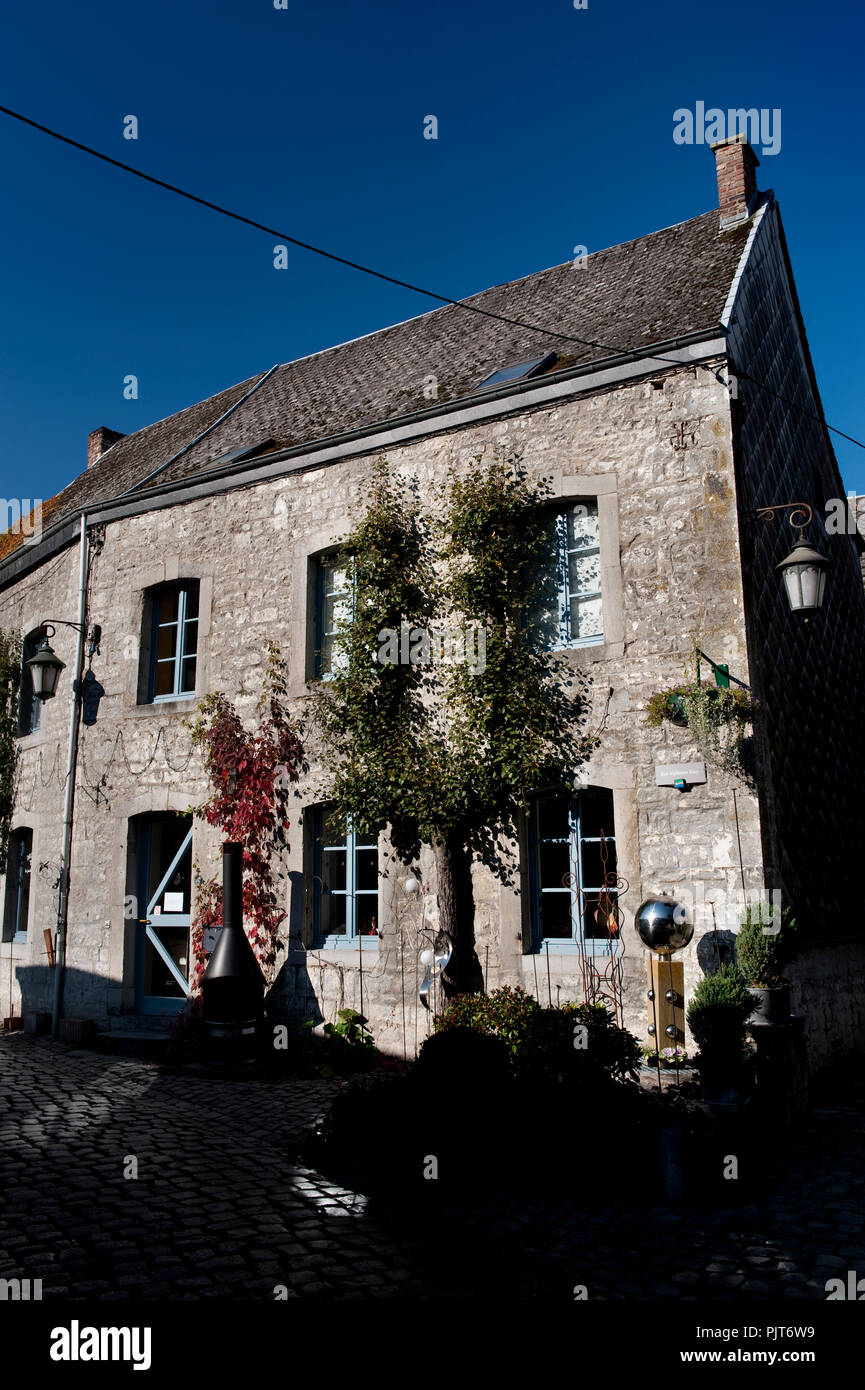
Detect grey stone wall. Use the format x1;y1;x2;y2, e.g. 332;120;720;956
0;358;767;1055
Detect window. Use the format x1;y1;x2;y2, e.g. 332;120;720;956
2;829;33;943
146;581;199;701
533;502;603;649
473;353;557;392
311;807;379;947
209;438;275;468
18;630;42;735
529;788;618;952
313;555;352;680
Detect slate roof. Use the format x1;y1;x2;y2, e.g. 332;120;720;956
1;207;749;563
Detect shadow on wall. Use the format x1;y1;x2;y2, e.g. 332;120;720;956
266;872;323;1030
12;947;325;1032
15;965;119;1026
696;929;737;975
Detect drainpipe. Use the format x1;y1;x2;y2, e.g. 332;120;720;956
50;515;89;1038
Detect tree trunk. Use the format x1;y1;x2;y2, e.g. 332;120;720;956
434;832;484;998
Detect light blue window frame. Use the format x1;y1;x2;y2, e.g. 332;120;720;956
312;808;379;949
18;631;42;736
3;829;32;944
314;555;353;681
528;790;619;955
149;582;199;702
549;502;604;650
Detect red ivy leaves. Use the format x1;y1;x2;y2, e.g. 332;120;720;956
186;644;304;990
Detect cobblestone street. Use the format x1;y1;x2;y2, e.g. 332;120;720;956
1;1035;863;1302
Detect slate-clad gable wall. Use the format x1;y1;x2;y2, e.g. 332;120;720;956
727;201;865;974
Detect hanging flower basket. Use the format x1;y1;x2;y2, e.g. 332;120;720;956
645;660;759;783
645;685;691;727
646;682;757;729
665;691;688;726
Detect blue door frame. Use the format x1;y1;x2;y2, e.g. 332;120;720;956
135;816;193;1015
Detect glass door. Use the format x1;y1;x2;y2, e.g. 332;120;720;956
135;815;193;1014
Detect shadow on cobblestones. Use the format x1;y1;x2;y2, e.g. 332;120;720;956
1;1035;863;1302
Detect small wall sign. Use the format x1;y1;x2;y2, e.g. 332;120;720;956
203;926;222;954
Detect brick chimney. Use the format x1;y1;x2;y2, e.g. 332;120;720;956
87;426;125;468
711;133;760;230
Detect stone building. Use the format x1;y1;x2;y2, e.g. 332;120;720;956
1;136;864;1070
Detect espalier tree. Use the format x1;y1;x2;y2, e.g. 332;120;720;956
309;456;596;996
0;629;21;875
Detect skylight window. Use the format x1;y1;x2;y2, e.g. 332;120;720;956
209;438;275;467
473;353;557;392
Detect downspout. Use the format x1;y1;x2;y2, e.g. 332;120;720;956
50;514;88;1037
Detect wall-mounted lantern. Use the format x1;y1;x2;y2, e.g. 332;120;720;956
26;626;66;701
775;541;829;617
754;502;829;618
26;621;102;700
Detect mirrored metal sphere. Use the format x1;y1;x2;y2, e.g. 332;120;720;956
635;894;694;953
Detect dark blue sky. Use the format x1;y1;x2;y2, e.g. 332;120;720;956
1;0;863;502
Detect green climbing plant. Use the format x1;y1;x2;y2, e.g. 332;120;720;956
308;453;598;996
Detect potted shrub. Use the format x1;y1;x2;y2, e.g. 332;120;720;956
735;904;797;1024
686;964;757;1105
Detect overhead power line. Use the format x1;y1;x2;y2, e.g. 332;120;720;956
0;103;862;453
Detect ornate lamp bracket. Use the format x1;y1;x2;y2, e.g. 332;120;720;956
752;501;814;541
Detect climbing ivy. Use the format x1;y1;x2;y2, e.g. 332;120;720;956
185;643;305;990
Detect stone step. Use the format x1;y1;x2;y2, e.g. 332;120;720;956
92;1030;171;1061
103;1015;175;1034
94;1015;176;1060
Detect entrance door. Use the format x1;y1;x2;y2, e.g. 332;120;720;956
135;815;193;1015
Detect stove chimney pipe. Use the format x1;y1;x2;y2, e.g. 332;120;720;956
201;843;265;1053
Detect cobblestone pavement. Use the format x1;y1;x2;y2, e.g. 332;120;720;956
0;1035;863;1301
